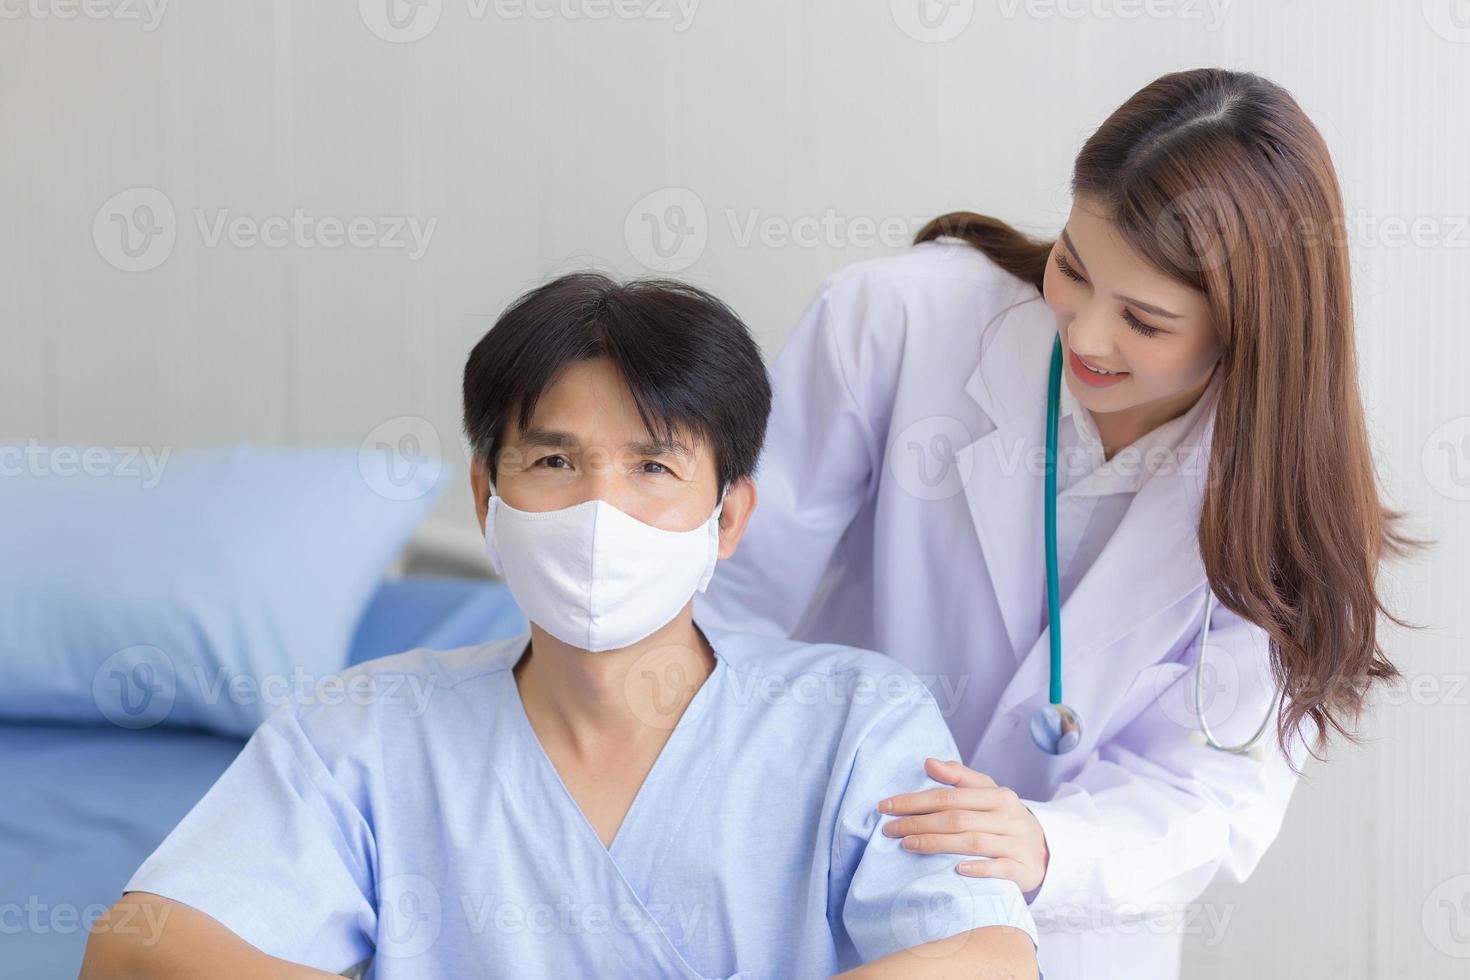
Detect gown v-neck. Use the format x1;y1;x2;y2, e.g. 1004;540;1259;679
504;629;733;874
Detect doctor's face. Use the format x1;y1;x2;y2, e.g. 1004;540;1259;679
476;356;723;534
1042;196;1222;419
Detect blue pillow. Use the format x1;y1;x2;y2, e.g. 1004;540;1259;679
346;577;528;667
0;443;447;737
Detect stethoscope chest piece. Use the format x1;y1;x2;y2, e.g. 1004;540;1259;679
1030;702;1083;755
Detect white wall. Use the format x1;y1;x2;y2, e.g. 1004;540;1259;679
3;1;1467;975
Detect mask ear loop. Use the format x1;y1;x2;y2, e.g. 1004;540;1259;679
482;485;505;575
697;481;729;592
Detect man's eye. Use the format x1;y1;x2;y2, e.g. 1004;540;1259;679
536;455;569;469
641;461;670;475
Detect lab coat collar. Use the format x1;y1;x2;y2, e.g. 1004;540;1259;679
960;280;1054;429
1057;362;1221;499
953;289;1219;723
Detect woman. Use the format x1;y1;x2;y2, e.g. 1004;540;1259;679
693;67;1416;979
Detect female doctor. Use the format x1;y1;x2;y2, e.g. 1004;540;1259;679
693;68;1416;979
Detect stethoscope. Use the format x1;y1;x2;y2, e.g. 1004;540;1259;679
1029;334;1283;759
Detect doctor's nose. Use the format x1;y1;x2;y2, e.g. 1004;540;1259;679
1064;306;1122;359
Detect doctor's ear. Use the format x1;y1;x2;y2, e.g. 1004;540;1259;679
715;476;757;560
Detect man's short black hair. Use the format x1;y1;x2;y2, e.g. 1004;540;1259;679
462;271;772;493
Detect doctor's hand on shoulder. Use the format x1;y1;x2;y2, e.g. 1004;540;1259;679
877;758;1051;894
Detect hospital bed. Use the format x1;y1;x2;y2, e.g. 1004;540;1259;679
1;442;532;978
2;573;525;979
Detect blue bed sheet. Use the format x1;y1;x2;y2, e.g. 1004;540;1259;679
1;575;524;980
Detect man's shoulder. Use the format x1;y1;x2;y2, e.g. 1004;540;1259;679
338;632;528;689
701;623;939;717
263;632;529;747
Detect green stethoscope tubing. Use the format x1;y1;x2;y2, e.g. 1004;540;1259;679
1044;333;1064;707
1039;332;1281;757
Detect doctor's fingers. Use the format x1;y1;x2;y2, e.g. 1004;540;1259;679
954;857;1027;883
923;758;998;790
877;784;1021;817
882;807;1026;841
896;829;1025;860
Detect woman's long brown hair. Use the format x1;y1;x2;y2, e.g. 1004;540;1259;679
917;68;1422;766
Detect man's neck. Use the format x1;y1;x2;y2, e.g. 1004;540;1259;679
513;609;716;758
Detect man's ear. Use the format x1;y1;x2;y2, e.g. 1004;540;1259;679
715;475;757;561
470;455;491;535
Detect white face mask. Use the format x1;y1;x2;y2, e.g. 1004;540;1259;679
483;489;726;652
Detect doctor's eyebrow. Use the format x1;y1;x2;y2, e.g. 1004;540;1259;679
1059;228;1184;320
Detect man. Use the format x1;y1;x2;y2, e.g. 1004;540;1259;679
83;272;1039;978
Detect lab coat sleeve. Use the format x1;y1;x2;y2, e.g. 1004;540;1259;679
1022;599;1310;922
121;700;378;972
695;275;882;638
832;685;1040;964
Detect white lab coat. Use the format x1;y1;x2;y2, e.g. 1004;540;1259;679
694;239;1310;980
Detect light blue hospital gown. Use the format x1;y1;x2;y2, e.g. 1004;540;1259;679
124;621;1039;978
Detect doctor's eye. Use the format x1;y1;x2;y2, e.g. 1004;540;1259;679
534;454;571;470
1054;251;1086;284
639;460;673;476
1122;309;1161;338
1056;250;1162;339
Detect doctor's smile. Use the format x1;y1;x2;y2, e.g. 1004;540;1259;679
1067;347;1130;387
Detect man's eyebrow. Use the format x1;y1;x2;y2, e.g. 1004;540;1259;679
627;438;692;458
1060;228;1183;320
514;429;691;457
515;428;577;450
